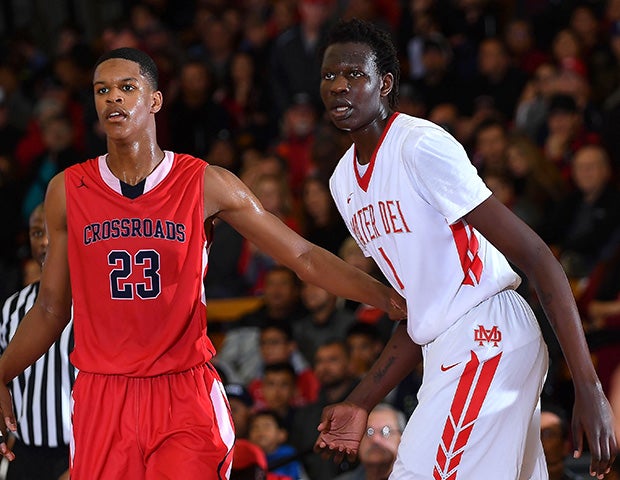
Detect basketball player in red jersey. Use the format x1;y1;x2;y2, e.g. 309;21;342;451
0;48;405;479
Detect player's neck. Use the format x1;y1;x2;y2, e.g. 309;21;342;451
350;111;393;165
105;141;165;186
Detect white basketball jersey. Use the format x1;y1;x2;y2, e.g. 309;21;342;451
329;113;521;345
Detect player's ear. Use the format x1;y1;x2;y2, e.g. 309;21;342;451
380;73;394;98
151;90;163;114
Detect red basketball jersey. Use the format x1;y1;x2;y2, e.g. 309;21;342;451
65;151;215;376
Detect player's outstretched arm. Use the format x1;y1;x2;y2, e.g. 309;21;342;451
465;195;617;478
204;165;406;319
0;173;72;460
315;322;421;462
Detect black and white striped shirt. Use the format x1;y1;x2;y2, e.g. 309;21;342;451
0;282;76;448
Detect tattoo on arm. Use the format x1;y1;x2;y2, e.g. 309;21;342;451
372;356;395;384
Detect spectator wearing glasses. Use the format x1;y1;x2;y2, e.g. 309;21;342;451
334;403;407;480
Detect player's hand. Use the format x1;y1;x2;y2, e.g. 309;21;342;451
571;382;617;479
0;383;16;461
314;402;368;464
388;289;407;321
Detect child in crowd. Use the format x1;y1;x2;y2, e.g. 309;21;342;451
248;410;304;480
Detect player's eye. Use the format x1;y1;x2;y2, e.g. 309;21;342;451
96;87;109;94
121;84;136;92
322;72;335;81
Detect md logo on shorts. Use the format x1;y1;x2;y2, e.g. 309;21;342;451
474;325;502;347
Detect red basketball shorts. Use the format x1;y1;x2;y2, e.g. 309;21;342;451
70;363;235;479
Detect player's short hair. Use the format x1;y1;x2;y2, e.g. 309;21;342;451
323;18;400;110
94;47;159;90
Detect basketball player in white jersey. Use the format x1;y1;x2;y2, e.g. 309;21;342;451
314;19;617;480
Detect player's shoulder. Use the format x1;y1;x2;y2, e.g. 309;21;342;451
394;113;455;145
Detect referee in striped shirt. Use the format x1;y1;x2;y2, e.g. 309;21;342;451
0;204;75;480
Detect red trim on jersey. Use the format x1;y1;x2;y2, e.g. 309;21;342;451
449;221;483;286
433;350;502;479
354;112;400;192
378;246;404;290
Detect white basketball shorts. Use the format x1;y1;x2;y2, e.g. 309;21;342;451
390;289;549;480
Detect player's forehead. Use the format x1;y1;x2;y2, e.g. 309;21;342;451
322;42;376;69
93;58;142;84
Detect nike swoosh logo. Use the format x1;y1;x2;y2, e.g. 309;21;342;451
347;193;354;204
440;362;461;371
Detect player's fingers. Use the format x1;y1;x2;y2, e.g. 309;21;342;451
590;435;615;478
571;418;583;459
0;389;16;433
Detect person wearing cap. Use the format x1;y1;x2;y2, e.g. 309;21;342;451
225;383;254;440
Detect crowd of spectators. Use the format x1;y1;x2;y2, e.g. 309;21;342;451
1;0;620;478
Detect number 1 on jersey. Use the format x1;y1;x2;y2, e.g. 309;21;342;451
378;246;405;290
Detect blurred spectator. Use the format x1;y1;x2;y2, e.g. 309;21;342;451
0;87;20;153
550;28;587;77
250;362;299;434
290;340;359;479
540;93;599;181
0;59;34;132
239;12;274;79
225;383;255;440
310;118;352;186
242;172;300;294
293;281;356;365
470;116;509;175
166;59;231;159
470;37;528;121
206;130;241;172
334;403;407;480
99;20;143;52
188;15;237;89
14;82;84;178
248;322;319;412
21;114;81;222
503;18;549;75
505;134;567;233
300;174;350;255
402;2;442;81
569;4;613;100
269;0;335;120
219;51;272;149
251;173;299;232
339;0;398;33
345;322;384;379
427;101;460;137
540;403;587;480
248;410;302;480
542;145;620;280
574;237;620;398
274;93;319;196
50;45;100;157
411;33;469;114
230;438;270;480
214;266;307;385
515;61;559;140
204;218;254;299
338;236;394;344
